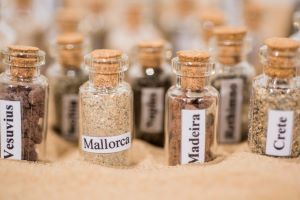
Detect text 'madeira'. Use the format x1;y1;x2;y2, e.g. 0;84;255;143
181;109;206;164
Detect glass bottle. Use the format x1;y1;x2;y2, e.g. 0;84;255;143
0;12;16;73
248;37;300;158
0;45;48;161
80;49;133;166
47;33;88;143
210;26;255;144
160;0;201;53
291;11;300;41
165;50;219;166
199;9;225;49
106;3;161;55
7;0;46;47
79;0;107;49
129;40;172;147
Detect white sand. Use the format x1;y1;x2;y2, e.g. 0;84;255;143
0;131;299;200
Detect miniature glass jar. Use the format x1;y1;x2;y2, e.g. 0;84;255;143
79;49;133;166
210;26;255;144
165;50;219;166
129;40;172;147
0;45;48;161
248;37;300;158
47;33;88;143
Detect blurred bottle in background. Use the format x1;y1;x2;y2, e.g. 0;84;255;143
47;33;88;143
106;2;161;55
199;8;225;49
5;0;48;48
0;1;16;72
79;0;108;49
45;7;83;69
159;0;201;53
129;40;172;147
210;26;255;144
244;0;264;73
291;11;300;40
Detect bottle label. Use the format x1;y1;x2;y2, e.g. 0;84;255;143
219;78;243;143
140;87;164;133
62;94;79;139
181;109;206;164
82;132;132;154
266;110;294;156
0;100;22;160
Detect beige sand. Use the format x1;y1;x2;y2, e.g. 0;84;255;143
0;131;299;200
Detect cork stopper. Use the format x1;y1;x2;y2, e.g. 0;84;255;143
87;49;126;87
263;37;300;78
56;33;84;68
4;45;45;79
200;9;225;43
176;50;211;90
137;40;165;68
56;8;81;33
213;26;247;65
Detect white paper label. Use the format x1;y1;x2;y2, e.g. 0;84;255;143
181;109;206;164
140;87;164;133
0;100;22;160
219;78;243;143
266;110;294;156
82;132;131;154
62;94;79;139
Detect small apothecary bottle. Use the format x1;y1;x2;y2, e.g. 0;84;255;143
249;37;300;158
80;49;133;166
210;26;255;144
129;40;172;147
165;50;219;166
199;9;225;48
47;33;88;143
0;45;48;161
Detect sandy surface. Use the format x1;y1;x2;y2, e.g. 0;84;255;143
0;131;299;200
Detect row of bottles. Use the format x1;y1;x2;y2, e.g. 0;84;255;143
0;34;299;165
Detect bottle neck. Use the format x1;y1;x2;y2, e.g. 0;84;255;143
264;74;297;89
89;72;124;89
216;44;247;66
6;66;40;82
176;75;209;91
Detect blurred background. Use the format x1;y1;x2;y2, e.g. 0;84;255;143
0;0;299;73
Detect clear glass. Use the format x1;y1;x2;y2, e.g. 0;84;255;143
6;1;46;47
79;54;134;167
0;49;48;161
79;0;107;49
165;58;219;166
129;47;172;147
106;4;161;54
210;40;256;143
159;1;202;53
47;44;88;142
0;4;16;73
248;47;300;157
291;11;300;41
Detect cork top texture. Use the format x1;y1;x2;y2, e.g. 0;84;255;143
263;37;300;78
